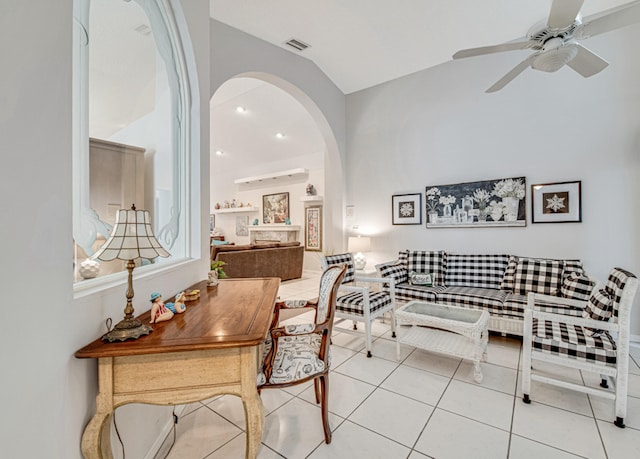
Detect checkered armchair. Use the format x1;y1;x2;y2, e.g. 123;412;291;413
258;264;346;444
321;253;396;357
522;267;639;428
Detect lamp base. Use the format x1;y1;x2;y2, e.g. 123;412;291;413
354;252;367;270
102;317;153;342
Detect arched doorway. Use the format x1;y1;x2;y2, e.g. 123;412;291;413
210;73;342;272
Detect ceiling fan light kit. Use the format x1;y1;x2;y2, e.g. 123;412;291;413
452;0;640;92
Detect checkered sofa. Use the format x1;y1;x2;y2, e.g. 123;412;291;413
376;251;596;335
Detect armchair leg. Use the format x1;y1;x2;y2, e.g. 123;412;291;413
615;417;625;428
523;394;531;404
352;321;358;330
314;378;321;404
600;378;609;389
319;375;332;443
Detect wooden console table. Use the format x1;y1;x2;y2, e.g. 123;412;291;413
75;278;280;459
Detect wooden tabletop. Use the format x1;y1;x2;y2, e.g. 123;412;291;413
75;278;280;359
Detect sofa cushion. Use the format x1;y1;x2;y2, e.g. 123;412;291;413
500;256;518;292
394;283;445;303
604;267;636;317
406;251;446;286
376;261;408;285
335;291;393;315
561;272;595;302
583;288;613;322
445;254;509;289
513;258;564;296
503;293;584;319
437;287;507;316
563;259;584;278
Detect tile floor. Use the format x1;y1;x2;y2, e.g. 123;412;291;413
155;271;640;459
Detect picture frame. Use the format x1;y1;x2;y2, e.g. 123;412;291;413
305;205;322;251
392;193;422;225
426;176;526;228
531;180;582;223
235;215;249;236
262;192;290;224
209;214;215;232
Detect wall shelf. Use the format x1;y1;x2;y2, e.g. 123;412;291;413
214;207;259;214
300;195;323;203
234;168;308;185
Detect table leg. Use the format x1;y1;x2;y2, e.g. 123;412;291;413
241;346;264;459
82;357;115;459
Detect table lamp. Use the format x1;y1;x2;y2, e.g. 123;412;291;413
93;204;170;342
348;236;371;270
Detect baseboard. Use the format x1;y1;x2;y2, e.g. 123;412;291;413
144;405;187;459
631;334;640;346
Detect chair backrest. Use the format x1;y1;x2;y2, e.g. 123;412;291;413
316;264;347;328
605;267;639;321
321;253;356;284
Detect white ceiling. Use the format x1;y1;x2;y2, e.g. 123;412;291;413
209;0;634;94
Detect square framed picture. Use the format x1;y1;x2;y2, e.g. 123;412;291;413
262;192;290;224
531;181;582;223
305;205;322;251
392;193;422;225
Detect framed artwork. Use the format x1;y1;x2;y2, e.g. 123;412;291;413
305;205;322;251
235;215;249;236
209;214;215;232
392;193;422;225
531;180;582;223
262;192;290;224
426;176;526;228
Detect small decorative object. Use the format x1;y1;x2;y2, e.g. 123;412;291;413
149;292;174;324
223;200;230;209
262;192;290;224
305;206;322;251
246;202;251;207
238;202;244;208
531;181;582;223
231;198;237;208
207;270;219;287
252;218;259;226
285;217;291;225
426;176;526;228
166;291;187;314
392;193;422;225
93;205;170;342
306;183;316;195
184;289;200;301
79;258;100;279
214;202;221;210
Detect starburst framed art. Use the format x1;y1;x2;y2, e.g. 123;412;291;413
392;193;422;225
531;181;582;223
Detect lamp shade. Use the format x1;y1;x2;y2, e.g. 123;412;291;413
348;236;371;253
93;206;170;261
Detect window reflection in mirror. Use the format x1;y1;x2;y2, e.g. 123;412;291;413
73;0;186;283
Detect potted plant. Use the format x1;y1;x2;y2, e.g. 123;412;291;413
208;260;228;286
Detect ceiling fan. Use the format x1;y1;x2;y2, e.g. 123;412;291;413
452;0;640;92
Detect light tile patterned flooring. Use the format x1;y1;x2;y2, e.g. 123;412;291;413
156;271;640;459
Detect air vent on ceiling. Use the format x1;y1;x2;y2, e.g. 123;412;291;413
284;38;310;52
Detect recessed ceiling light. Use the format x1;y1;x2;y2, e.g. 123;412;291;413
235;106;246;113
215;150;224;156
276;132;285;139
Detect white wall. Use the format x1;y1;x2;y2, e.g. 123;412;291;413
0;1;210;457
346;25;640;335
210;20;347;256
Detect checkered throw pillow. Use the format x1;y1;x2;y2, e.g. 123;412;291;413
398;250;409;268
406;251;446;286
445;254;509;289
604;267;637;317
563;260;584;279
513;258;564;296
582;288;613;337
500;256;518;292
376;261;408;285
561;272;595;302
322;253;355;284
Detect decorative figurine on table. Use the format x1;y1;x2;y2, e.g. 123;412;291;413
150;292;174;324
285;217;291;225
166;291;187;314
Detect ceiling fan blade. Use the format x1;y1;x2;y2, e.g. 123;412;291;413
578;1;640;38
453;40;532;59
547;0;584;29
566;43;609;77
486;54;537;93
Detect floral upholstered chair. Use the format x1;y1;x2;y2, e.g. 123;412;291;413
522;267;639;428
257;264;346;444
321;253;396;357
